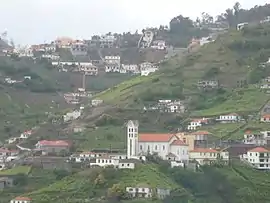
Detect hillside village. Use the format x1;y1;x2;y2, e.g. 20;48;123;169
1;2;270;203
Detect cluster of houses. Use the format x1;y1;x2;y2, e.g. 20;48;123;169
187;113;242;131
68;120;229;169
52;55;159;77
143;99;185;113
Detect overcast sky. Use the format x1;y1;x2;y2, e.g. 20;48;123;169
0;0;269;45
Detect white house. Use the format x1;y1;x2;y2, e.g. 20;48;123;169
151;40;166;50
189;148;229;165
187;118;209;130
243;131;270;146
70;40;88;56
42;54;60;60
63;110;81;122
20;130;32;139
89;155;136;169
100;35;116;48
140;62;158;76
10;197;32;203
237;22;248;30
91;99;103;106
216;113;241;123
122;64;140;74
105;56;121;73
126;120;189;163
240;147;270;170
126;186;152;198
261;114;270;122
79;63;98;75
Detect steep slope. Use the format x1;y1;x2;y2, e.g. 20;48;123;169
96;23;270;115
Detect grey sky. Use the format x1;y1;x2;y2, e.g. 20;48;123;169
0;0;268;45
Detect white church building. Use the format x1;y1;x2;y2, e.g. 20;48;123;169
127;120;189;163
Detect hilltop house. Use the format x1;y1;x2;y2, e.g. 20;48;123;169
144;100;185;113
240;147;270;170
10;197;32;203
35;140;71;155
99;35;116;48
237;22;248;30
79;63;98;75
127;120;189;163
197;80;219;89
189;148;229;165
122;64;140;74
126;186;170;199
187;118;209;130
140;62;158;76
70;40;88;56
151;40;166;50
105;55;121;73
55;37;73;48
216;113;241;123
63;110;81;122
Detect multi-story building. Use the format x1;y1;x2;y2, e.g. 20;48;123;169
105;56;121;73
70;40;88;56
240;147;270;170
35;140;71;154
189;148;229;165
140;62;158;76
100;35;116;48
243;131;270;146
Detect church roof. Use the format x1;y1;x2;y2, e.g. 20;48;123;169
170;139;188;146
139;134;175;142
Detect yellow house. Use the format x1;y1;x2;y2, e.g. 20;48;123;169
176;132;196;151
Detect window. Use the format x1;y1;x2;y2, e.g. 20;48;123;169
122;164;124;166
155;145;158;150
140;145;142;150
127;164;130;166
142;188;145;192
163;145;165;150
147;145;150;151
183;138;186;143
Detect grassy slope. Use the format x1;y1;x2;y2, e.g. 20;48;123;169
95;26;270;116
26;164;177;203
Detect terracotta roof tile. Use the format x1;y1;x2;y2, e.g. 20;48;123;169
170;139;188;146
139;134;175;142
262;114;270;119
190;148;218;153
14;197;31;201
248;147;269;153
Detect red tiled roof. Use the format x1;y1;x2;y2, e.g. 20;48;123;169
262;114;270;119
192;131;211;135
245;130;252;134
225;113;239;116
191;118;208;123
139;134;175;142
14;197;31;201
38;140;70;147
170;139;188;146
190;148;218;153
248;147;269;153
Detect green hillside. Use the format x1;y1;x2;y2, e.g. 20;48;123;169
96;24;270;116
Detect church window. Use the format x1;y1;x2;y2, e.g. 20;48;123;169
163;145;165;150
155;145;158;150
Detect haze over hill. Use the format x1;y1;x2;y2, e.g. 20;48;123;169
2;2;270;203
0;0;269;44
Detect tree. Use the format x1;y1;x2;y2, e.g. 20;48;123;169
233;2;241;21
107;184;126;200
